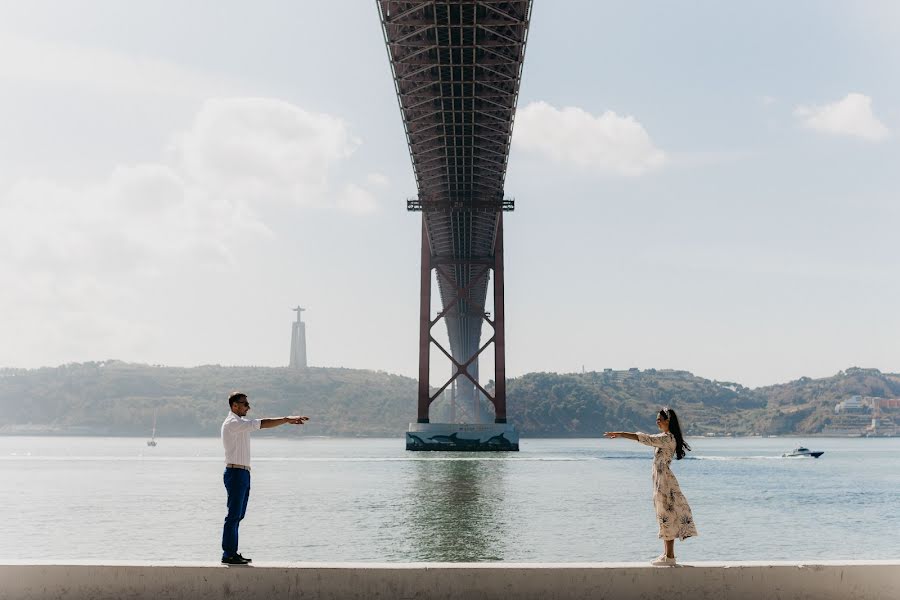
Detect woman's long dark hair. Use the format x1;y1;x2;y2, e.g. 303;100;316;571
660;408;691;460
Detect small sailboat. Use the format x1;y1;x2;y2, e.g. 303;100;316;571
147;410;158;447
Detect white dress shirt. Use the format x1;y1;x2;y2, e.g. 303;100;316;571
221;411;262;467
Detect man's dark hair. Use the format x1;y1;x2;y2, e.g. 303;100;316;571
228;392;248;407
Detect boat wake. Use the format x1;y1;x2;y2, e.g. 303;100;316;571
690;455;786;461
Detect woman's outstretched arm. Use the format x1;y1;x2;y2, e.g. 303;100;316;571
604;431;639;441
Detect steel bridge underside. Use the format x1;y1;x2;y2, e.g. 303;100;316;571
379;0;531;422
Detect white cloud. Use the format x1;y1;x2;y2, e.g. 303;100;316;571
1;98;378;276
1;98;376;281
0;33;236;97
366;173;390;188
794;93;889;141
0;165;260;365
176;98;364;207
0;97;381;365
337;183;379;215
1;165;262;280
513;101;666;176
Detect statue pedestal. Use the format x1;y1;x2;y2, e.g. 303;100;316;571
406;422;519;451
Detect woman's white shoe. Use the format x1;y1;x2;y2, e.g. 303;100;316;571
651;555;677;566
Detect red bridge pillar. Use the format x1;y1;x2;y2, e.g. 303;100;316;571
417;217;432;423
492;213;507;424
415;213;510;425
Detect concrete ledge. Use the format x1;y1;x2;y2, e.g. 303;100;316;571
1;561;898;600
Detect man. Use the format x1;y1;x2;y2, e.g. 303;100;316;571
221;391;308;565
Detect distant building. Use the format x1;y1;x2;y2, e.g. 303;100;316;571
290;306;307;369
827;396;900;436
835;396;866;413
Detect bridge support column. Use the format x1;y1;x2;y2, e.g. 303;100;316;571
406;212;518;450
417;216;431;424
493;214;507;424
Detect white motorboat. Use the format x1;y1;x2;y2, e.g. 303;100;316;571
782;446;823;458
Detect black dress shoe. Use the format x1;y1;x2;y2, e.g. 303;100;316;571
235;553;252;563
221;555;250;565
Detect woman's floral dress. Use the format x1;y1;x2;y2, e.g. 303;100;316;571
636;432;698;541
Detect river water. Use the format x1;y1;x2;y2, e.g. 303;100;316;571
2;436;897;562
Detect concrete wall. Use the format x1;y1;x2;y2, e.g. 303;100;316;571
1;561;898;600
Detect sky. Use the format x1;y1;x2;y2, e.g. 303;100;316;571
1;1;899;388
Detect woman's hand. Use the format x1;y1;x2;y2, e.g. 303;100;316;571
605;431;639;441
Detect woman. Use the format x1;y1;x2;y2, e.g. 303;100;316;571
605;408;698;565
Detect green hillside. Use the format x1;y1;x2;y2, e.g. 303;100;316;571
0;361;416;436
2;361;898;436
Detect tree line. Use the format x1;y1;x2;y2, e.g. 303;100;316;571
2;361;897;436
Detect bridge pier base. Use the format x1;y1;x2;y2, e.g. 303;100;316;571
406;422;519;451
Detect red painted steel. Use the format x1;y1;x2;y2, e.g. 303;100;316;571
417;217;432;423
379;1;532;427
493;213;507;423
416;232;505;420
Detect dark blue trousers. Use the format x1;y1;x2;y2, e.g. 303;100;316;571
222;467;251;558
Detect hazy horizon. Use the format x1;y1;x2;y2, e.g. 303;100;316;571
2;2;899;388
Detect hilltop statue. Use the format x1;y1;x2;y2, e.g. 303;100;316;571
289;306;307;368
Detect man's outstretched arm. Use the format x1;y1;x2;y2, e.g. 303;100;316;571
260;416;309;429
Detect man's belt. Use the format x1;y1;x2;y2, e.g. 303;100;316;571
226;463;251;471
